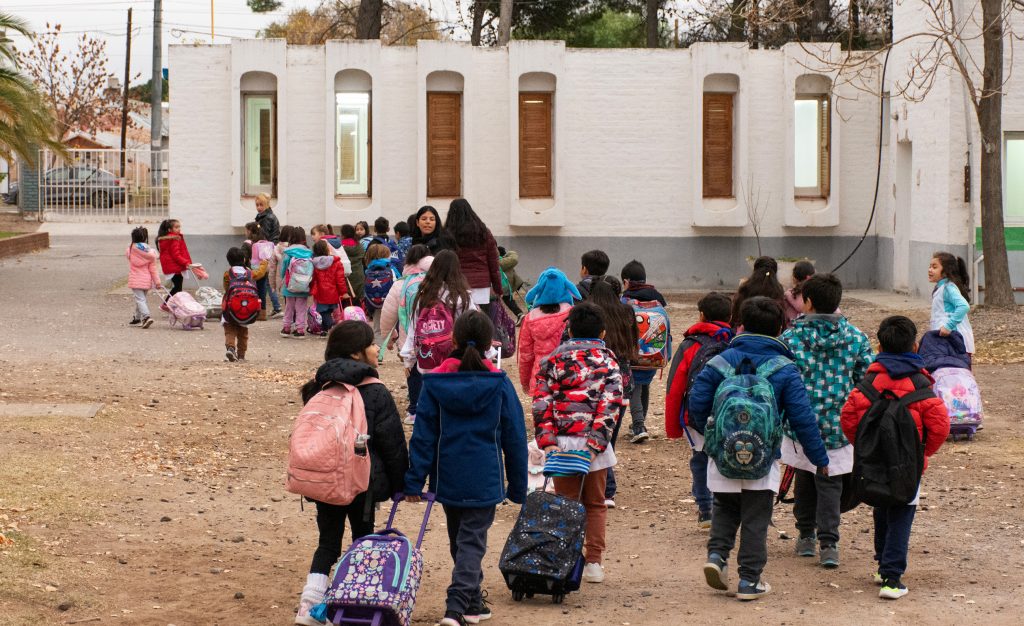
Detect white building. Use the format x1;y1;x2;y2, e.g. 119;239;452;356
169;5;1024;298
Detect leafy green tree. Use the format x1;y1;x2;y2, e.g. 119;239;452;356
0;13;63;164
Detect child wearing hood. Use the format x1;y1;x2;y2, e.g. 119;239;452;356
780;274;873;569
279;226;314;338
310;240;349;337
311;224;352;276
404;311;527;626
517;267;579;394
340;224;366;300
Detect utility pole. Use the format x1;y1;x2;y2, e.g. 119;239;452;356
120;7;132;178
151;0;163;187
498;0;512;46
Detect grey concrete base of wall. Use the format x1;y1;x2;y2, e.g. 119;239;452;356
0;232;49;260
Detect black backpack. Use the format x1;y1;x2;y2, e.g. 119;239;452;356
680;335;730;421
851;372;935;507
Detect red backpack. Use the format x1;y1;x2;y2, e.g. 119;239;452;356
223;269;260;325
413;301;455;371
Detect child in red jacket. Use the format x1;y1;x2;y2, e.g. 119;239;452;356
156;218;195;297
841;316;950;601
664;292;733;528
310;240;349;337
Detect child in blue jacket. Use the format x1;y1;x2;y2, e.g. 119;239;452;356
405;310;527;626
688;296;829;601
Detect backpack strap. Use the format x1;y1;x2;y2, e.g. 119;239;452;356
898;373;936;407
707;355;732;379
855;371;882;402
755;355;791;379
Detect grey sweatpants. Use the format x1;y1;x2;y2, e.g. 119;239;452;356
707;490;774;582
793;469;843;546
132;288;151;320
443;504;496;614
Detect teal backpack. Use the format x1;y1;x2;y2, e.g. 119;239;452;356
704;355;790;480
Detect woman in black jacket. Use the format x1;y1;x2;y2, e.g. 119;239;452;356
410;205;449;254
294;321;409;626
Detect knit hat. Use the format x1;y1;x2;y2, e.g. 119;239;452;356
526;267;581;307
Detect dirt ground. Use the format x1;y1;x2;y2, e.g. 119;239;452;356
2;235;1023;626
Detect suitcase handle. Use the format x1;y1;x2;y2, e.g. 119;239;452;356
386;492;435;550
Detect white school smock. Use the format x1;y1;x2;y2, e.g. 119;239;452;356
707;458;782;494
780;437;854;476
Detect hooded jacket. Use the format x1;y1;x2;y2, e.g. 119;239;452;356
454;231;502;293
307;359;409;503
379;257;434;349
404;369;528;506
498;250;525;293
254;208;280;243
780;314;874;449
343;242;366;299
310;255;348;306
575;275;602;301
918;330;972;372
279;244;313;298
533;339;625;454
518;303;573;394
623;283;667;306
156;233;192;275
126;243;160;290
664;321;734;440
688;334;830;469
840;356;950;470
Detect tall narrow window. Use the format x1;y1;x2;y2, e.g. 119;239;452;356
336;92;370;196
1006;133;1024;223
519;92;552;198
243;94;275;196
703;93;734;198
794;95;830;198
427;92;461;198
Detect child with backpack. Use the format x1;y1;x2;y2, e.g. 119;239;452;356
688;297;829;601
340;224;366;300
390;220;412;274
929;252;975;355
404;311;528;626
310;240;349;337
533;303;625;585
291;321;410;626
126;226;160;329
245;222;281;319
576;249;609;300
621;259;668;444
840;316;950;600
363;243;397;327
221;247;261;362
280;226;314;339
779;274;873;567
663;292;734;528
518;267;579;394
156;218;195;298
498;246;526;320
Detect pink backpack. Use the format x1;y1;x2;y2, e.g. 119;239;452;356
252;240;275;265
166;291;206;330
414;301;455;371
286;378;380;506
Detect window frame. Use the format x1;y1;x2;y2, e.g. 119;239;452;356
793;93;831;199
426;91;462;198
518;91;553;199
241;92;277;198
1005;131;1024;225
702;92;735;199
335;91;372;198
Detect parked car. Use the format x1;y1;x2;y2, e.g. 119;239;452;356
40;166;126;209
2;181;16;205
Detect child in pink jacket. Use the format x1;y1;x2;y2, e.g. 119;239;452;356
126;226;161;328
517;267;580;393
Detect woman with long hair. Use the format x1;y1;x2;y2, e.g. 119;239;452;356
411;205;448;254
444;198;502;313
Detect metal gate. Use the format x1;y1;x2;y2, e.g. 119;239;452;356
34;148;169;222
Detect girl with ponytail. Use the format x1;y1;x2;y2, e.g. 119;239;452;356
731;256;786;330
928;251;975;354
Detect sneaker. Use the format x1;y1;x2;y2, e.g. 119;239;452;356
703;553;729;590
160;302;170;313
697;510;712;530
270;309;283;319
403;414;416;425
872;572;884;585
464;591;492;623
582;562;605;583
141;317;154;329
795;534;817;557
129;318;141;326
280;327;291;337
439;611;467;626
225;346;238;362
630;431;650;444
879;578;909;600
292;330;306;339
736;578;772;601
604;498;616;509
820;545;840;568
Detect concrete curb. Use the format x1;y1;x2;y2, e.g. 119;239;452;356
0;231;49;259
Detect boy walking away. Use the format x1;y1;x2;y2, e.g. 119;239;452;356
576;250;609;300
664;292;734;528
310;240;348;337
621;259;669;443
371;216;398;253
222;247;261;361
533;303;625;584
780;274;873;568
841;316;950;600
390;220;412;275
688;297;829;600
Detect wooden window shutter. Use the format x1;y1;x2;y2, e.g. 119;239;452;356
427;92;461;198
519;92;552;198
703;93;734;198
818;95;831;198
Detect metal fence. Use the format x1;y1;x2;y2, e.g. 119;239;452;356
33;148;169;222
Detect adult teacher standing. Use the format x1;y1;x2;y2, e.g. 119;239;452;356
254;193;281;243
410;205;448;254
445;198;502;313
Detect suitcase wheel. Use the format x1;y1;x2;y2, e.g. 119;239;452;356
552;593;565;605
512;590;525;602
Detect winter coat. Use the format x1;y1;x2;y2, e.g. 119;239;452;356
575;275;602;301
840;357;951;470
254;208;280;243
499;250;525;293
310;255;348;306
532;338;625;454
780;314;874;449
455;232;502;293
279;244;313;298
223;260;267;292
307;358;410;503
664;321;734;440
405;369;528;507
412;232;447;255
517;304;572;394
156;234;192;275
688;333;830;469
379;257;434;350
918;330;972;372
343;242;366;300
268;241;288;293
126;243;160;290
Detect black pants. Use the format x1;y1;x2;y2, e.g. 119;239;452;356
168;273;184;297
309;494;375;575
443;504;495;614
707;490;774;582
605;404;626;499
873;503;917;579
793;469;843;546
502;294;523;317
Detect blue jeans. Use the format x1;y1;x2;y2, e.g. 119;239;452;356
316;303;337;333
256;276;280;311
690;449;713;514
873;503;917;579
406;367;423;416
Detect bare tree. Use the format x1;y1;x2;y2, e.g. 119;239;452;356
740;175;770;257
